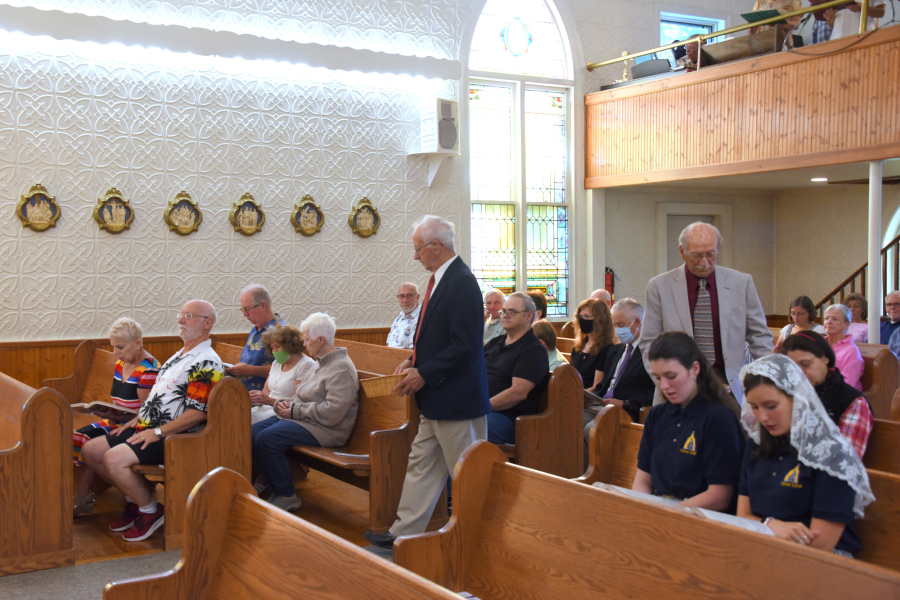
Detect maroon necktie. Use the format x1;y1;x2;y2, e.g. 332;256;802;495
411;274;435;366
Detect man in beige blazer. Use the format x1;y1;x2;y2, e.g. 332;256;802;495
638;222;772;403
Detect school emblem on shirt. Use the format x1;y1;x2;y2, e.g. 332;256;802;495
782;465;802;488
680;432;697;455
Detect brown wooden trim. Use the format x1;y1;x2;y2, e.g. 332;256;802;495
585;141;900;188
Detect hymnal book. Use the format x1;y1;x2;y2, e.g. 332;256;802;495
70;401;137;416
583;387;606;406
740;9;788;24
592;483;775;536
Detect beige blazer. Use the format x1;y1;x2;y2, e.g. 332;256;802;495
638;265;773;402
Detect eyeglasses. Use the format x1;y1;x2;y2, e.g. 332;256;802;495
396;293;417;300
498;308;529;317
413;240;443;253
886;303;900;308
175;312;211;321
790;311;808;317
686;251;717;261
240;304;260;314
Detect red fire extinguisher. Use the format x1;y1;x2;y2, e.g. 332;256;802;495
605;267;615;300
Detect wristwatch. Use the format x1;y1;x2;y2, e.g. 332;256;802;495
153;427;163;438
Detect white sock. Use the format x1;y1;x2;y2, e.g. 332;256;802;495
139;500;158;514
125;496;134;503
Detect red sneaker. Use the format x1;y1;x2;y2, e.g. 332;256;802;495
122;504;165;541
109;502;139;532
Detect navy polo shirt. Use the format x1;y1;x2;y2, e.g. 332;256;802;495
484;330;550;420
880;320;900;345
239;315;287;392
739;439;860;555
637;395;743;504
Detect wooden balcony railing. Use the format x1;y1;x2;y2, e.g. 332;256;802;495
816;233;900;318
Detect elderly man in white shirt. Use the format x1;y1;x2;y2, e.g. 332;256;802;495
386;282;421;349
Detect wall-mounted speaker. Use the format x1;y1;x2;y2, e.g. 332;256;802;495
420;97;459;153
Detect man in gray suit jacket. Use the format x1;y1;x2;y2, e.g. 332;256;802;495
638;222;772;403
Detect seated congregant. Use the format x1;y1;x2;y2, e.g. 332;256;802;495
570;298;616;392
773;295;824;352
252;313;359;512
782;331;873;457
823;304;864;391
73;317;160;517
532;319;568;372
483;288;506;344
225;283;286;391
844;292;869;344
879;290;900;343
633;332;744;512
738;354;874;557
484;292;550;445
81;300;224;541
526;290;547;320
594;298;654;422
676;40;700;70
590;288;612;308
247;325;318;424
386;282;421;349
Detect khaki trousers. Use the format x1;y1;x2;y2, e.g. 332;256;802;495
389;414;487;537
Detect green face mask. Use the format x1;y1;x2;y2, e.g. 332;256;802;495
272;350;290;364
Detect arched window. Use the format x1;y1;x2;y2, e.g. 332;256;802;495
468;0;572;317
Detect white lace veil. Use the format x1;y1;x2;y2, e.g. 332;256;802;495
739;354;874;518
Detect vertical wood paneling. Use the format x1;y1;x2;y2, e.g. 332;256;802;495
585;29;900;184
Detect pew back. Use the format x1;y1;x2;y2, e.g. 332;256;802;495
577;404;643;487
556;336;575;354
103;468;458;600
865;419;900;475
211;341;243;366
395;441;900;599
335;338;409;375
857;343;900;420
858;469;900;572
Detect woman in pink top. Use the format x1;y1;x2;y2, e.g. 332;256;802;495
844;293;869;344
823;304;864;391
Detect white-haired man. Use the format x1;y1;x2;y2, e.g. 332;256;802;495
226;283;286;392
386;282;421;349
483;288;506;344
81;299;224;542
364;215;490;548
639;222;772;403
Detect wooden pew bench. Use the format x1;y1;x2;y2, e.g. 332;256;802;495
43;340;252;551
103;467;459;600
858;343;900;420
496;363;583;477
395;440;900;599
0;373;74;576
865;419;900;475
579;405;900;572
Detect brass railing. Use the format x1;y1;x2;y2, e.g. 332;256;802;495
587;0;871;71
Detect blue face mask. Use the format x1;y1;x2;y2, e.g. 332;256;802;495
615;320;636;344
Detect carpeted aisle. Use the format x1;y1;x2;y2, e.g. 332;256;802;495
0;551;181;600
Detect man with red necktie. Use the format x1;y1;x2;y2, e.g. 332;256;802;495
364;215;490;549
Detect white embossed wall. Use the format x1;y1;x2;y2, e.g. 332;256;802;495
604;187;776;313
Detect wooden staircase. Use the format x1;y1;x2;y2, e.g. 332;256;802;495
816;233;900;319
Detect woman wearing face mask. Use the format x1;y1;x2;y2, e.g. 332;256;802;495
782;330;873;457
248;325;318;424
737;354;874;556
633;332;744;512
570;298;616;392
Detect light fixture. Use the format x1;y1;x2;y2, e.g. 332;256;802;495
811;177;828;182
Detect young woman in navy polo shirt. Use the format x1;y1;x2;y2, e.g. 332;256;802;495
737;354;874;557
633;332;744;511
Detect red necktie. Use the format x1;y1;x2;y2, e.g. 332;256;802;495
411;274;435;366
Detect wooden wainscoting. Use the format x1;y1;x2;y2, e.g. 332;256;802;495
585;25;900;187
0;328;390;389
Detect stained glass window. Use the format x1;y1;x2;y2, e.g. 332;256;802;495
469;0;568;79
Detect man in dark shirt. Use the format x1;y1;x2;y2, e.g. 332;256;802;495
880;291;900;344
484;292;550;445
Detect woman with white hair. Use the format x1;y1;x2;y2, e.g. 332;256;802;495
737;354;874;556
251;313;359;511
73;317;159;516
822;304;864;391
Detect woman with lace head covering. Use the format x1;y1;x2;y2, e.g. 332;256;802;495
737;354;875;557
782;330;873;458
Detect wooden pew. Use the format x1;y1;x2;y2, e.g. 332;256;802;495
865;419;900;475
0;373;75;576
43;340;252;550
395;440;900;599
579;406;900;572
857;343;899;420
556;336;575;354
102;467;459;600
335;338;409;376
893;388;900;422
559;320;575;338
211;339;243;365
496;364;583;478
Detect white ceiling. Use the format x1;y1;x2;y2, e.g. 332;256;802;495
639;158;900;191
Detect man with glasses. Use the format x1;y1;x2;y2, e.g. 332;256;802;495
639;222;772;404
483;292;549;445
386;282;421;349
80;300;223;542
879;291;900;344
226;283;286;392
